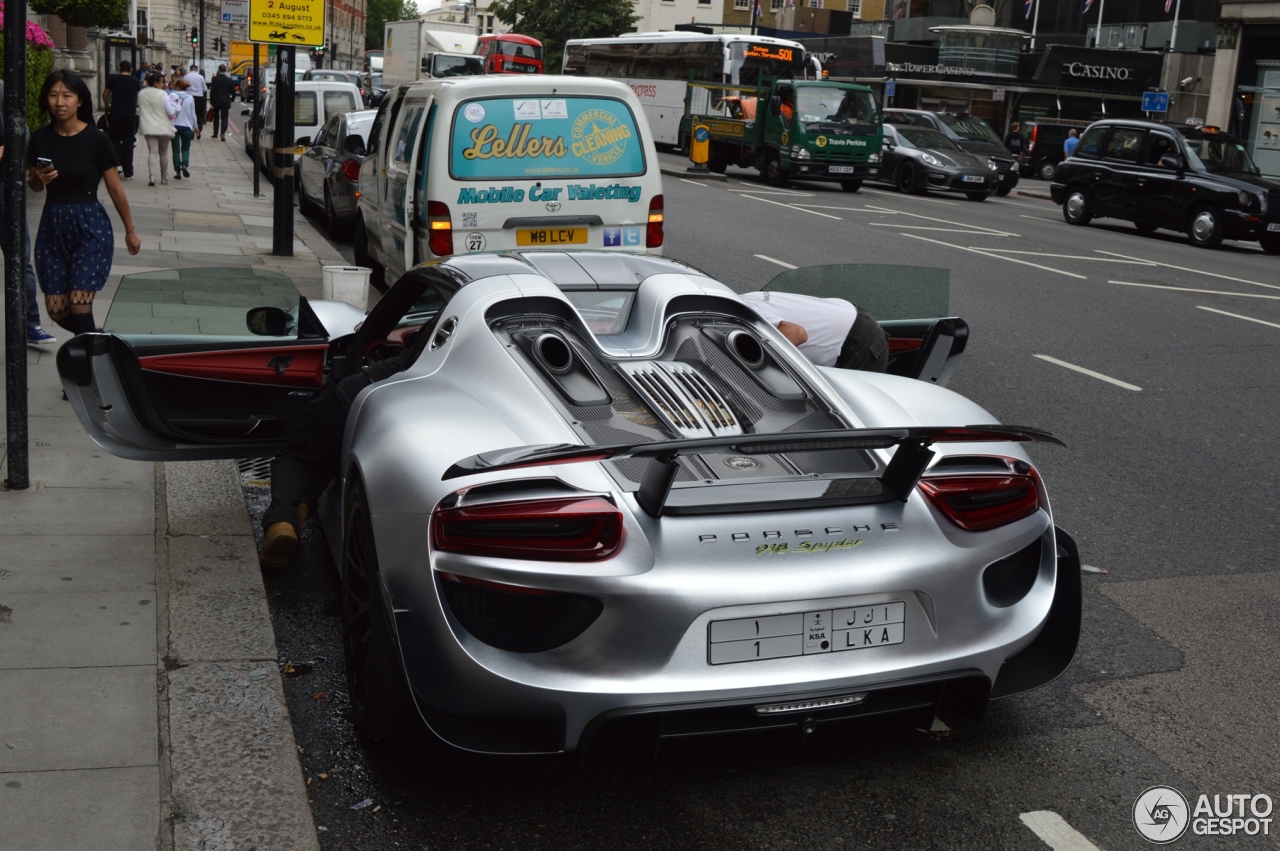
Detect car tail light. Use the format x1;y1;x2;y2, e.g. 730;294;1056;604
342;158;361;182
426;200;453;256
1027;125;1037;154
918;469;1042;532
432;496;624;561
646;194;664;248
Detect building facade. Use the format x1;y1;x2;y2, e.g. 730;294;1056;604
632;0;723;33
1205;0;1280;179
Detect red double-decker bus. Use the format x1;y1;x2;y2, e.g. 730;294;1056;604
476;33;544;74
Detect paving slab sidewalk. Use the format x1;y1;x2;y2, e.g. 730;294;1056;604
1;123;330;850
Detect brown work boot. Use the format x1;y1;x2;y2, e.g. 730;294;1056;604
258;504;310;571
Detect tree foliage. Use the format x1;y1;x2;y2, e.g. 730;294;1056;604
0;34;56;129
487;0;638;71
30;0;128;30
366;0;418;50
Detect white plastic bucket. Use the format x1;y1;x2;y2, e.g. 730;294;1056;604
322;266;372;310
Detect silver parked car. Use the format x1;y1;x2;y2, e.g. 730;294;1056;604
56;257;1081;754
296;108;376;239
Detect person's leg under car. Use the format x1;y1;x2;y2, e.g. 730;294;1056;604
259;370;375;570
834;308;889;372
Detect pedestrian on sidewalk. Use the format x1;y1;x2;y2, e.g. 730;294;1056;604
209;64;236;141
139;73;177;185
183;64;208;140
102;60;141;180
26;70;142;335
0;79;55;345
169;79;196;179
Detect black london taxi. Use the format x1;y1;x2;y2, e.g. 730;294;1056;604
1050;119;1280;253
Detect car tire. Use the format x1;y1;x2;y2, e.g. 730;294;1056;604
765;154;788;187
1187;205;1224;248
1261;237;1280;255
1062;186;1092;226
708;157;727;174
896;162;926;195
840;179;863;192
342;478;419;744
324;187;345;240
1037;159;1057;181
965;191;989;202
1134;221;1159;234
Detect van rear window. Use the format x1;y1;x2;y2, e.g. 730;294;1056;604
450;97;645;180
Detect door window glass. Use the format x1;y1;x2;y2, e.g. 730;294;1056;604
1102;127;1146;163
1076;125;1106;158
295;92;318;126
102;268;300;339
392;103;425;166
366;99;390;155
1146;134;1179;166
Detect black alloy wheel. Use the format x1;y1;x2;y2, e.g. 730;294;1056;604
896;162;926;195
965;191;989;202
342;478;419;743
1187;205;1224;248
765;154;788;187
1261;237;1280;255
840;179;863;192
1062;187;1092;226
324;187;344;240
1037;159;1057;181
1134;221;1159;234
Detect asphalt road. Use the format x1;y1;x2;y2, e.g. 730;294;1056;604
234;115;1280;850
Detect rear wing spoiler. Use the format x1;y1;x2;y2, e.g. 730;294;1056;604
444;425;1064;518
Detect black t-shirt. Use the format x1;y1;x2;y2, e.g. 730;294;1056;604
105;74;142;114
1004;132;1025;155
28;125;119;203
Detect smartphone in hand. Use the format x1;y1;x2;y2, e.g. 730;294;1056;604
36;157;53;169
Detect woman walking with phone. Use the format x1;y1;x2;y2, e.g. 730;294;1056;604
27;69;141;335
138;72;177;185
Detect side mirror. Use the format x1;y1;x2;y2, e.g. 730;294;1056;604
770;94;781;112
296;136;311;147
1159;154;1184;170
246;306;292;337
343;134;366;155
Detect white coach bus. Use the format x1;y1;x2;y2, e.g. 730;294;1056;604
562;32;816;146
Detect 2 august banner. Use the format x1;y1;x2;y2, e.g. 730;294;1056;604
451;97;646;180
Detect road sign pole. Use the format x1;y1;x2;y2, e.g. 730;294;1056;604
272;45;294;257
252;41;261;197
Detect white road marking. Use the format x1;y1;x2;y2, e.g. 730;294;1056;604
1096;250;1280;291
737;193;843;219
859;187;959;206
727;186;814;197
1033;354;1142;391
1196;305;1280;330
1110;281;1280;301
1020;214;1061;223
977;249;1155;265
864;204;1017;236
989;198;1053;210
1019;811;1104;851
789;203;889;212
754;254;797;269
873;224;1012;236
901;233;1087;278
678;178;708;187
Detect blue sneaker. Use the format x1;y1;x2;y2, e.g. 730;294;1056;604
27;326;55;345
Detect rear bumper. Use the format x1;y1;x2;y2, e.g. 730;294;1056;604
791;162;874;182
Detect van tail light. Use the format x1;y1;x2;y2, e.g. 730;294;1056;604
1027;125;1037;154
432;496;624;561
918;469;1042;532
646;194;664;248
426;200;454;256
342;158;361;182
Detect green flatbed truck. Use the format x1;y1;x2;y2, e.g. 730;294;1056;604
679;79;883;190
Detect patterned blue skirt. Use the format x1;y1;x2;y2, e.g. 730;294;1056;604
35;200;115;295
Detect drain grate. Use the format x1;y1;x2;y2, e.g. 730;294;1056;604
235;457;272;486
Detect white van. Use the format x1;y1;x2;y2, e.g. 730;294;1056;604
354;75;664;286
254;80;362;176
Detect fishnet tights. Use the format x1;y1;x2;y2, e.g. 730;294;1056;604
45;290;95;322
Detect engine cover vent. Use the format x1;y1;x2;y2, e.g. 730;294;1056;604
618;361;742;438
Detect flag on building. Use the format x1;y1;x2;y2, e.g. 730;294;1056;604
1165;0;1174;12
1025;0;1034;19
753;0;763;18
1083;0;1093;12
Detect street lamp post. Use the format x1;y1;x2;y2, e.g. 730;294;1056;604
3;0;28;489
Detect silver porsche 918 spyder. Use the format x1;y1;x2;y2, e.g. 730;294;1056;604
57;254;1081;753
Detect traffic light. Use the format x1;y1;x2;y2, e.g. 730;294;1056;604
190;26;199;45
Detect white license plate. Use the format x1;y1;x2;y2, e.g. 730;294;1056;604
708;602;905;664
1268;223;1280;233
962;175;985;184
828;165;856;174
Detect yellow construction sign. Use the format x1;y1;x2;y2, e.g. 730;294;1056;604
248;0;325;46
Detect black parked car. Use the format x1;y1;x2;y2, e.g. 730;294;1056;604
876;123;1000;200
1051;119;1280;252
1017;119;1091;181
882;109;1019;195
